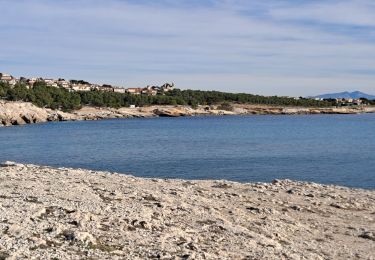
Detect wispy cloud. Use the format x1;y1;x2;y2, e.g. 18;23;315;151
0;0;374;96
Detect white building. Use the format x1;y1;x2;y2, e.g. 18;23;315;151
0;73;15;85
58;80;70;89
126;88;142;95
44;79;58;88
161;83;174;92
71;84;92;92
113;87;126;93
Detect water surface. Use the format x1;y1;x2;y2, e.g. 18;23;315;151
1;114;374;189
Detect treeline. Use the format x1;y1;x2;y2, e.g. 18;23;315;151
0;82;81;110
360;98;375;105
165;89;335;107
1;81;339;111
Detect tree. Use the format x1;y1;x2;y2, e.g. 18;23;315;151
218;102;233;111
7;83;29;101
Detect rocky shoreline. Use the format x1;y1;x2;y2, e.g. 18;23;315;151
1;100;375;127
0;162;374;259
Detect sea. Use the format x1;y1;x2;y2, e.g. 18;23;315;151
1;114;374;189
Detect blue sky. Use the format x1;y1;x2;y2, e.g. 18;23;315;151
1;0;374;96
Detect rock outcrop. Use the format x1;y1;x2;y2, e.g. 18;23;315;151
0;101;49;126
0;162;374;259
2;100;375;127
0;101;78;126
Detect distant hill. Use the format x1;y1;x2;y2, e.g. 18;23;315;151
310;91;375;100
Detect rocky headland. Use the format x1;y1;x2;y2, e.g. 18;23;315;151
0;162;374;259
1;100;375;127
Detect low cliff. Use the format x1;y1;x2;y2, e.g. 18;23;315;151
2;100;375;127
0;101;49;126
0;162;374;259
0;101;76;126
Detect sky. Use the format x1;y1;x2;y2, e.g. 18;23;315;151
0;0;374;96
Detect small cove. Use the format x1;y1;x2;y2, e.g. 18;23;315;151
1;114;374;189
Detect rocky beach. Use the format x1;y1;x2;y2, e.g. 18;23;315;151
1;100;375;127
0;162;374;259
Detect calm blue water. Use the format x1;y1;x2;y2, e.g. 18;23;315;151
0;115;374;189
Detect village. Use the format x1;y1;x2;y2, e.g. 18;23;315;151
311;97;365;106
0;72;174;96
0;72;370;107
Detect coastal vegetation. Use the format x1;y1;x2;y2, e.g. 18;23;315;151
0;81;364;111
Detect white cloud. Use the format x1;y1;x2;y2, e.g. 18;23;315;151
0;0;374;95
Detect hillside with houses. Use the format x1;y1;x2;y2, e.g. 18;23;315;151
1;71;375;127
0;72;174;95
2;71;374;111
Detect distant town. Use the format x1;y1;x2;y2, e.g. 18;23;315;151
1;72;373;108
0;72;174;96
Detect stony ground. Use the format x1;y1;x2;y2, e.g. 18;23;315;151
0;162;374;259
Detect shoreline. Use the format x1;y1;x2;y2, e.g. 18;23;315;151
0;161;374;259
1;100;375;127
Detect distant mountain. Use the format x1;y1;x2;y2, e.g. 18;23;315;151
310;91;375;100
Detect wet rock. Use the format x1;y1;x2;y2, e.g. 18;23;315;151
0;161;19;167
